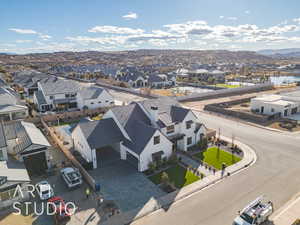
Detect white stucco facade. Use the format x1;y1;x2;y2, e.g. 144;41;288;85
77;89;114;110
251;94;299;117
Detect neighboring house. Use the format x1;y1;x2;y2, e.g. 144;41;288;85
34;76;80;112
13;72;48;96
72;97;206;172
34;77;114;112
116;71;147;88
148;74;174;88
1;121;51;176
0;87;28;121
0;160;30;209
251;94;299;117
77;86;114;110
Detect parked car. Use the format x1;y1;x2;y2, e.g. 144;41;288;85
48;196;71;224
36;181;54;200
60;167;82;188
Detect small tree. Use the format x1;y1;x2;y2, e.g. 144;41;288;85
148;161;156;173
161;172;170;187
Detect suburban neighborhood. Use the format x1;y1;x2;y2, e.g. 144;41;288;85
1;1;300;225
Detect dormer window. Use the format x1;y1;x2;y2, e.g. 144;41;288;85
166;125;175;134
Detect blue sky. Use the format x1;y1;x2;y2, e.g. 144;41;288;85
1;0;300;53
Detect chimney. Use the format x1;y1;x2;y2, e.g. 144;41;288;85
150;106;158;122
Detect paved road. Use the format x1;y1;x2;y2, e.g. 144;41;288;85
132;111;300;225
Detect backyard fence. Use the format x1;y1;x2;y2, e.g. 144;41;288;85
41;119;96;190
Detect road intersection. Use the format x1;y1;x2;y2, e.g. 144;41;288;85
131;110;300;225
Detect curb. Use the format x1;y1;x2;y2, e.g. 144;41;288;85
101;136;257;225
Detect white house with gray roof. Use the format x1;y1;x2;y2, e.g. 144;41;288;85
34;77;114;112
72;97;206;172
0;87;28;121
0;121;51;176
77;86;114;110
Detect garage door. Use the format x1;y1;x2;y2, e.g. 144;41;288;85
126;152;139;170
23;152;48;177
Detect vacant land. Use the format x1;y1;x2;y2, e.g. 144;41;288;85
149;164;200;188
268;121;300;132
194;147;241;170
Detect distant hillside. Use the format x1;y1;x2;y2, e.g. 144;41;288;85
258;48;300;58
0;49;273;67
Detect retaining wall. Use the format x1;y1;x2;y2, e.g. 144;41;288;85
177;83;273;102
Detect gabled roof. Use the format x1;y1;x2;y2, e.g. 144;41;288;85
34;90;47;105
122;121;157;155
77;118;126;149
79;86;104;100
3;121;50;155
110;103;155;155
139;97;190;127
39;77;80;95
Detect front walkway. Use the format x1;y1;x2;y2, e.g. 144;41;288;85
177;152;213;176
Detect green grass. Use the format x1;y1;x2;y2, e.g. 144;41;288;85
215;83;240;88
194;147;241;170
148;164;200;188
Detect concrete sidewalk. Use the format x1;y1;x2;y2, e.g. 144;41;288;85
271;193;300;225
99;135;257;225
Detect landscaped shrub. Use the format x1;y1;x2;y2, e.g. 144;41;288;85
168;153;178;164
148;161;157;173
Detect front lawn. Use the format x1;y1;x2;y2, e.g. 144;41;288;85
194;147;241;170
148;164;200;188
215;83;240;88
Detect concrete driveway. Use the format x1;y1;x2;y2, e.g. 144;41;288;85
90;159;165;212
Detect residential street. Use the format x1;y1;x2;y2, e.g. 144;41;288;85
131;110;300;225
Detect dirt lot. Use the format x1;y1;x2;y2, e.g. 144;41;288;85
181;86;298;111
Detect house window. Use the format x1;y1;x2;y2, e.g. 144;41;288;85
0;150;3;160
105;100;109;103
98;101;101;104
91;102;94;104
65;93;70;98
154;136;160;145
187;137;192;145
271;108;274;112
166;125;175;134
186;121;193;129
49;95;54;100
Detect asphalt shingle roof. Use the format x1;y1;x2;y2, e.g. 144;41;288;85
78;118;126;149
79;86;104;100
39;77;80;95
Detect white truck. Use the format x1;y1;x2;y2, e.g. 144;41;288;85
60;167;82;188
233;196;273;225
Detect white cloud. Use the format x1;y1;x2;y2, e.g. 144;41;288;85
9;28;37;34
245;10;250;14
39;34;52;40
122;12;138;20
16;40;32;43
9;28;52;41
66;36;128;45
219;16;238;21
293;18;300;24
88;25;144;34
